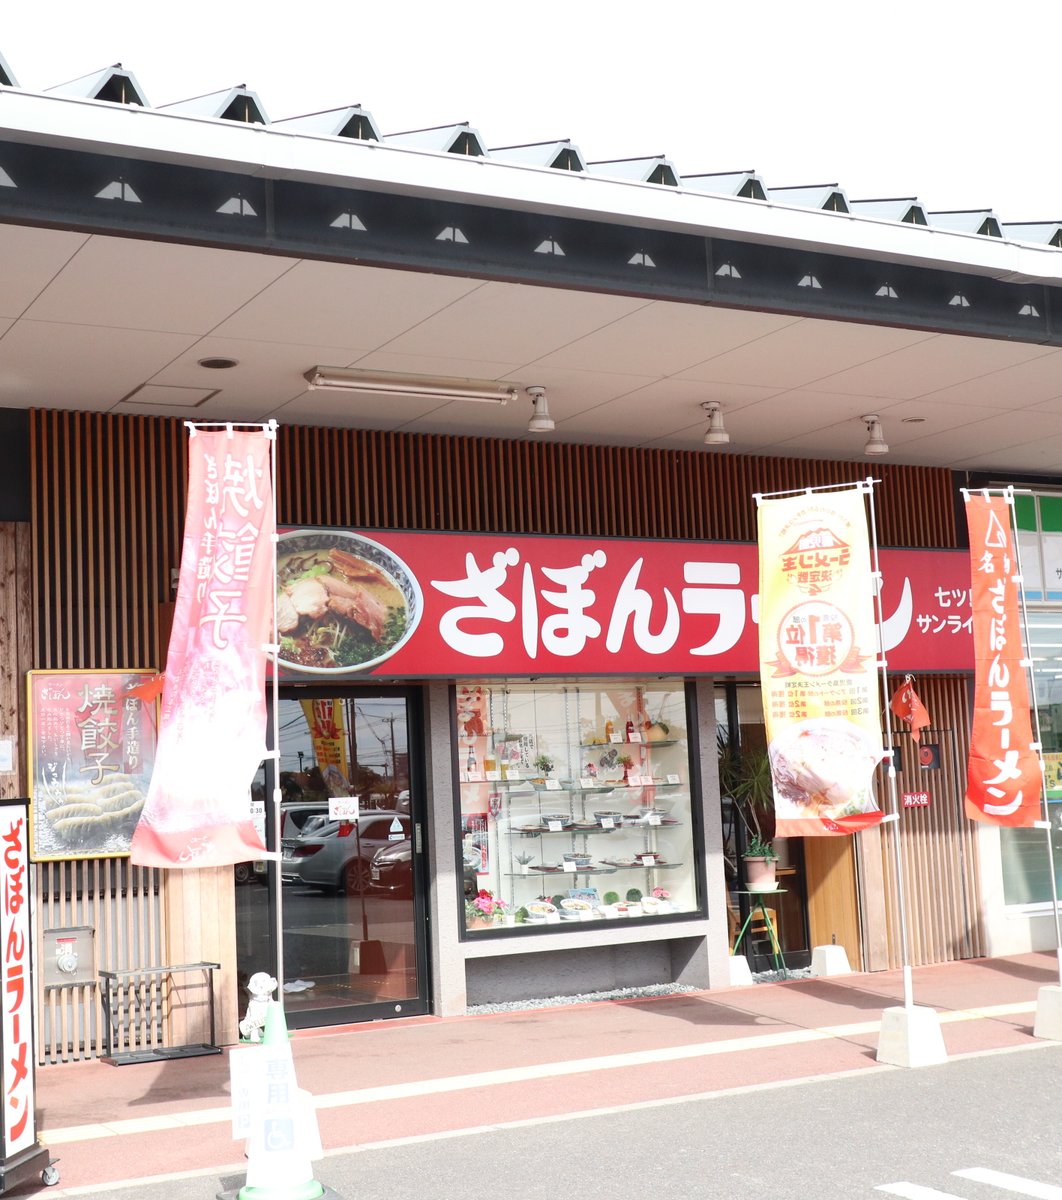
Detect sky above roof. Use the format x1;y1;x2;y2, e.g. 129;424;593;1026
2;0;1059;227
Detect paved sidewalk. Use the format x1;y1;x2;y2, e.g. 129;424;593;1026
27;952;1061;1196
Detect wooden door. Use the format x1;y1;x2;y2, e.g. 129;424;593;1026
804;835;863;969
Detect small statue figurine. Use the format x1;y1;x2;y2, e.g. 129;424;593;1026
238;971;278;1043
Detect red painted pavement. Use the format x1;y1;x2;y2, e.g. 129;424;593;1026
31;953;1059;1193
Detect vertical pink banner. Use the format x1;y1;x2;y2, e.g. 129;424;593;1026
131;427;275;868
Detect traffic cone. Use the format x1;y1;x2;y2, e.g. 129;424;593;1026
220;1001;342;1200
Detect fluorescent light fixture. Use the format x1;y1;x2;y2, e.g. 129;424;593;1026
304;367;516;405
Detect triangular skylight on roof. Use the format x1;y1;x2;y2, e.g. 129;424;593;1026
0;165;15;189
1002;222;1062;248
588;156;679;186
384;124;486;156
850;198;928;225
0;50;18;88
160;87;268;124
929;210;1002;238
272;105;380;141
45;64;148;106
681;171;767;201
489;141;586;172
770;185;849;213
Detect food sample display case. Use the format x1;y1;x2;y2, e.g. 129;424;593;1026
456;679;699;932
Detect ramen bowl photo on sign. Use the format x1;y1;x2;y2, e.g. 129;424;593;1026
276;529;423;674
768;717;881;819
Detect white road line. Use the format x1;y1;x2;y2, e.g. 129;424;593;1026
876;1185;964;1199
40;1000;1039;1145
954;1168;1062;1198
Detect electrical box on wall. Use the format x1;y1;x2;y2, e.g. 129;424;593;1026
42;926;95;988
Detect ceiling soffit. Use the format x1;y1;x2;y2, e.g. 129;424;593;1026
0;137;1056;350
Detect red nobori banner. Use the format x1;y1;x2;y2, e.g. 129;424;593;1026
963;495;1041;826
0;802;35;1156
131;428;275;869
27;669;158;861
275;527;973;679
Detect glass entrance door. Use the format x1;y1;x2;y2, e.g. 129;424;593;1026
236;686;430;1027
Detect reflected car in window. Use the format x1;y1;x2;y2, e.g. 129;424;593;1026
286;814;410;894
369;838;412;896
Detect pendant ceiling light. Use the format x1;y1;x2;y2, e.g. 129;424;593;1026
701;401;730;446
863;414;889;456
526;386;555;433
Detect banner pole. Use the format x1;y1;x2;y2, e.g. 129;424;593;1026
865;477;915;1009
1002;486;1062;987
266;420;284;998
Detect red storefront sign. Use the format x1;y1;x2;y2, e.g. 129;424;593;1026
963;495;1040;826
276;528;973;679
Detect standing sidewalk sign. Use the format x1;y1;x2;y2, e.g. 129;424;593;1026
0;800;54;1189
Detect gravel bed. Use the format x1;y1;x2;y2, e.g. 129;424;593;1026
752;966;812;984
467;982;701;1015
467;967;814;1014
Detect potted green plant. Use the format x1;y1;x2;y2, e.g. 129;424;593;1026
532;753;555;779
718;733;778;892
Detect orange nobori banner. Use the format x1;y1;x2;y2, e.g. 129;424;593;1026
963;494;1040;827
758;488;885;837
131;427;275;868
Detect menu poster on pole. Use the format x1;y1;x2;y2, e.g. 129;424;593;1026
27;670;158;862
757;488;885;837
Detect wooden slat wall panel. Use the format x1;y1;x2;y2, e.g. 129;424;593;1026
268;427;959;546
875;675;980;968
0;524;32;797
32;413;959;653
34;861;162;1063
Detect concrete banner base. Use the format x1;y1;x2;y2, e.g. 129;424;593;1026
875;1005;948;1068
729;955;754;986
1033;984;1062;1041
810;945;852;976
